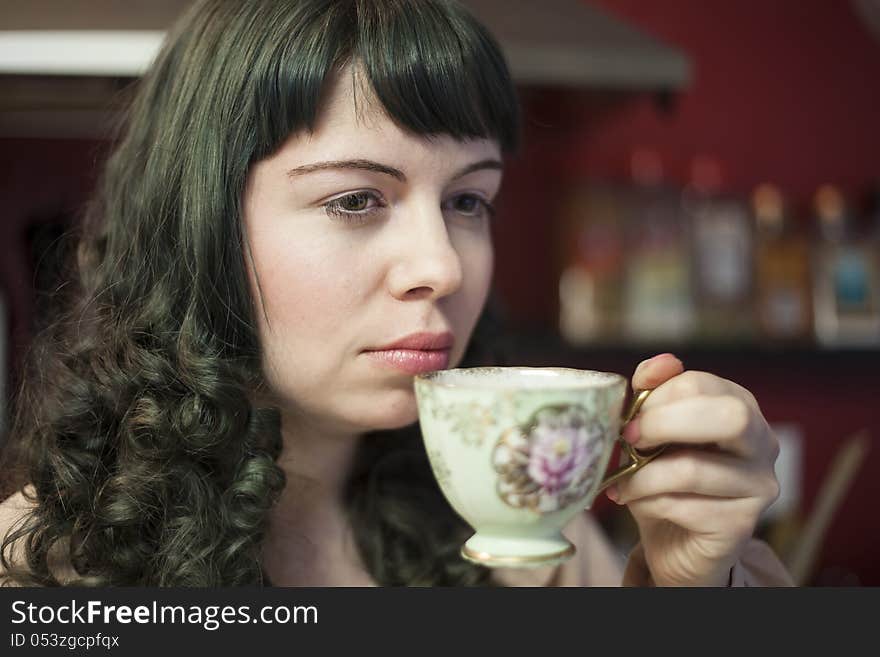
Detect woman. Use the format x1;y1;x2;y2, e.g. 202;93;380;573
0;0;792;587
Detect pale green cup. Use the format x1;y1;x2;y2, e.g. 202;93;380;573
414;366;657;569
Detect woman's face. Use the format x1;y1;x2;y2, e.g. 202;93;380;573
243;68;501;435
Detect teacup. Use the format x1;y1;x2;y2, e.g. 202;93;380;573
414;366;662;569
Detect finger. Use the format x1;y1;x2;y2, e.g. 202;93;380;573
626;492;765;537
610;448;776;505
629;394;754;456
631;353;684;391
639;369;760;415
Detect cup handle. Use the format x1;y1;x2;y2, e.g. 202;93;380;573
596;389;667;494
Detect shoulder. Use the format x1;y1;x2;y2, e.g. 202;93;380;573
0;484;37;536
730;538;796;587
1;481;36;506
0;485;38;585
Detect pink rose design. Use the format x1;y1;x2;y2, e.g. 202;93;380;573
527;424;593;495
492;405;606;513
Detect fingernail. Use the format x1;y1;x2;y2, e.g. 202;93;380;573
649;352;680;366
605;485;619;503
638;353;673;371
623;417;641;444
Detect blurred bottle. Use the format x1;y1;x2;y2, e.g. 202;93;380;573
622;149;696;344
753;184;813;341
558;182;625;345
685;156;754;343
811;184;880;347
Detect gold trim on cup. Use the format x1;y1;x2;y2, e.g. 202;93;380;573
460;542;576;568
415;366;626;390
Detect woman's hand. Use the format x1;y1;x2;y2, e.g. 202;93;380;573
606;353;781;586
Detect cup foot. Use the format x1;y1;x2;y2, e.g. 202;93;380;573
460;533;576;569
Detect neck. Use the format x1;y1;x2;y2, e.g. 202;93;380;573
279;417;359;499
261;407;370;585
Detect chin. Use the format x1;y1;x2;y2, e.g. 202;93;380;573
368;407;420;431
367;416;419;432
358;388;420;431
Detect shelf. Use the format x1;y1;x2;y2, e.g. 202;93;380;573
0;2;691;138
462;0;691;90
494;331;880;372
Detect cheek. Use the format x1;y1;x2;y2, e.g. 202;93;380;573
447;234;494;361
245;227;368;388
460;234;494;311
248;227;360;329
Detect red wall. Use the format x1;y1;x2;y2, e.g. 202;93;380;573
0;139;107;365
581;0;880;210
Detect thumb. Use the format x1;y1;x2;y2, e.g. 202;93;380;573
631;353;684;391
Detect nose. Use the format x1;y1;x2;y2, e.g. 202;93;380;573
386;203;464;301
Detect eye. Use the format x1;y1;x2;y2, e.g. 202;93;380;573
446;193;496;220
323;191;385;223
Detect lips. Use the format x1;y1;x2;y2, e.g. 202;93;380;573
370;331;454;352
365;331;454;375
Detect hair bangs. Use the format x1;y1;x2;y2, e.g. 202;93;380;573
258;0;520;158
249;0;352;160
354;0;520;152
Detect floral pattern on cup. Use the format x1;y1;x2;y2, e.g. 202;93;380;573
419;389;502;447
491;405;605;513
426;447;452;489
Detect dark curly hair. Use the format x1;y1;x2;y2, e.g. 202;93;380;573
0;0;520;586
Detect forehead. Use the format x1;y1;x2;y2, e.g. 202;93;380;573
288;64;501;166
313;65;388;134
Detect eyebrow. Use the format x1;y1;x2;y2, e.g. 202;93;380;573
286;158;503;183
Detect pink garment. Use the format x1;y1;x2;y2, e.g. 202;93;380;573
493;511;795;587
